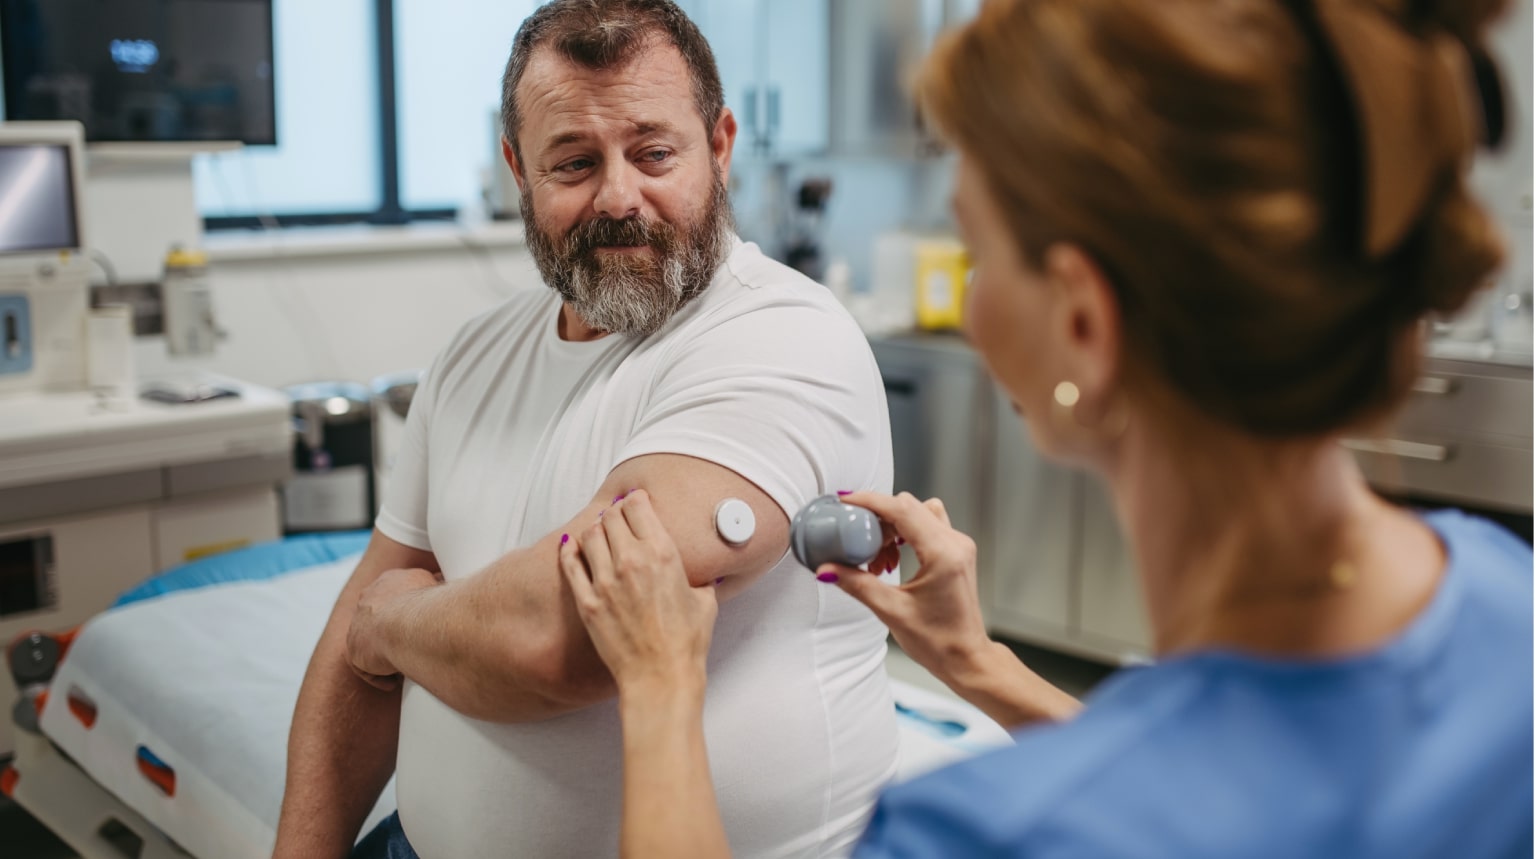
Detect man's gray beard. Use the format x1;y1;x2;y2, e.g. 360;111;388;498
522;177;734;337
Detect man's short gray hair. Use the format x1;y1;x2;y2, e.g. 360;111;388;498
500;0;726;165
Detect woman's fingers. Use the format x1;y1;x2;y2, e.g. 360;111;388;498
559;533;598;608
838;491;953;549
922;497;952;528
870;543;902;576
581;516;617;586
615;489;664;541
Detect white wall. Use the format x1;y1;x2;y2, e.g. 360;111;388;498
132;232;537;391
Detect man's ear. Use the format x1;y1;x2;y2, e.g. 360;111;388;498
503;136;528;193
711;107;738;185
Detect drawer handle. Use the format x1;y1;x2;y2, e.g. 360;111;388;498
1412;376;1457;396
1342;438;1453;462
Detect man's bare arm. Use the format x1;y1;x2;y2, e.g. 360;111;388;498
273;531;439;859
351;453;790;723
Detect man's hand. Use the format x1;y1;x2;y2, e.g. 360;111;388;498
348;567;442;691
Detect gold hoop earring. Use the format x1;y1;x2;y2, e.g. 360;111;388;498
1052;381;1129;442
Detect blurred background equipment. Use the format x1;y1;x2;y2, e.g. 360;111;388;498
370;369;424;515
283;381;376;534
782;177;833;279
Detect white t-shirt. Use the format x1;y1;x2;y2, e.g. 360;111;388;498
376;238;897;858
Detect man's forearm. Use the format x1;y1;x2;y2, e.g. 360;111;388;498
275;620;402;859
376;544;615;723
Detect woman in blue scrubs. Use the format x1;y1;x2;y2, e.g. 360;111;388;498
558;0;1534;856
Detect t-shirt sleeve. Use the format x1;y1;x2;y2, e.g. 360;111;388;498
374;357;441;552
617;301;891;520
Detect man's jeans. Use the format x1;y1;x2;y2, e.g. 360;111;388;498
351;812;420;859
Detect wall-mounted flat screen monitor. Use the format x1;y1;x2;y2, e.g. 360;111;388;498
0;0;276;144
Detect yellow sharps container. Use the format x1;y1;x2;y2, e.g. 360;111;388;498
914;238;971;331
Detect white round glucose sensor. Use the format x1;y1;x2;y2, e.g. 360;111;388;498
714;498;756;545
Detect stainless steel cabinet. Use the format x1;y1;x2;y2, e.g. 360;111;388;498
1075;480;1151;658
871;333;1152;664
1348;357;1533;515
869;334;991;540
984;388;1076;638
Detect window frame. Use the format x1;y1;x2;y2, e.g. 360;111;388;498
203;0;460;231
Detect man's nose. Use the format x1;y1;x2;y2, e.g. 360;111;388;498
592;161;642;220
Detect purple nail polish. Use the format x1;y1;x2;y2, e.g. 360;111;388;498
817;571;839;584
714;577;725;586
560;534;569;545
836;490;852;496
896;537;905;546
613;493;626;504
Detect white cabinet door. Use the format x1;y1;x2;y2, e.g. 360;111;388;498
698;0;764;148
699;0;827;155
763;0;829;154
982;398;1076;638
1076;479;1152;659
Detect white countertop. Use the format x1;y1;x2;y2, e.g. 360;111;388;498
0;377;291;490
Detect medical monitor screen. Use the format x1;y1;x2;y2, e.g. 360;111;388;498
0;0;276;144
0;144;78;253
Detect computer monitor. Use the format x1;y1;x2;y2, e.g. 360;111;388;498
0;121;85;256
0;0;276;145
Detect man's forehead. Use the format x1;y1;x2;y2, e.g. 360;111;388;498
519;38;695;117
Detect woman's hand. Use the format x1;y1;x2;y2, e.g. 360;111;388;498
558;490;720;700
820;492;994;689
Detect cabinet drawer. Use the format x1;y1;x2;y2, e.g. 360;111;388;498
1394;369;1531;442
1350;436;1533;513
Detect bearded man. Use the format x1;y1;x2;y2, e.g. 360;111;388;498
272;2;897;857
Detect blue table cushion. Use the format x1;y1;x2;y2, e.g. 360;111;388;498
114;531;372;607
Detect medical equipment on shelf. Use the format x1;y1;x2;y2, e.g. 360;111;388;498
0;121;93;397
6;631;65;735
161;247;220;357
714;498;757;546
284;382;376;533
790;494;883;569
85;304;135;403
370;370;423;514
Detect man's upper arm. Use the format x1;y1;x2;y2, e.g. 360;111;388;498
598;453;790;591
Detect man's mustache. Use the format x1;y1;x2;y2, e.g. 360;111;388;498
565;216;677;255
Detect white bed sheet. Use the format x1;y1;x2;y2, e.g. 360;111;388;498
38;554;1010;859
39;555;396;859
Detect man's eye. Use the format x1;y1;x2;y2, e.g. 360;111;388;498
559;159;594;173
640;150;670;164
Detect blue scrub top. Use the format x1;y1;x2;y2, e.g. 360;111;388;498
853;510;1533;858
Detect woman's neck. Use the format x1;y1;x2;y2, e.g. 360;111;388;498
1105;422;1445;660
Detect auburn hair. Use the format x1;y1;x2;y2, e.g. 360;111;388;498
918;0;1508;436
